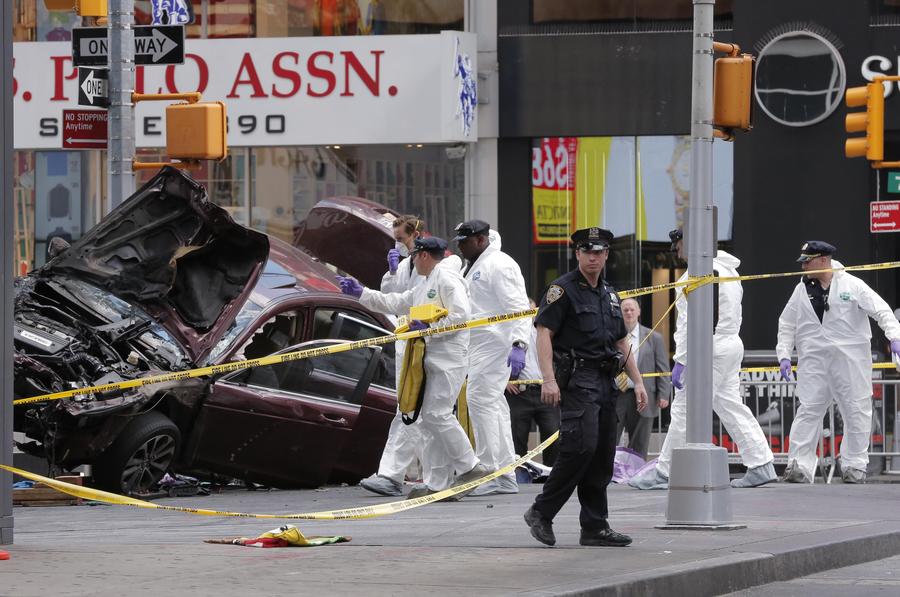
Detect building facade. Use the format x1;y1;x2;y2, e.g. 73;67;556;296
497;0;900;352
11;0;500;269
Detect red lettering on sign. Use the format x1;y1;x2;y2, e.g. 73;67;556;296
227;53;268;98
51;56;77;101
340;50;382;97
307;51;336;98
164;53;209;95
271;51;302;98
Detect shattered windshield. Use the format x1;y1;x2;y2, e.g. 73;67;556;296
206;296;264;364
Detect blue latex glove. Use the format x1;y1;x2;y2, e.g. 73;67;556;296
507;345;527;379
779;358;793;382
408;319;429;332
892;339;900;357
387;249;400;274
672;362;685;390
336;276;363;298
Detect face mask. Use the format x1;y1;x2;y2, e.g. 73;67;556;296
395;242;410;257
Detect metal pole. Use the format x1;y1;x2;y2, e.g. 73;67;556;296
662;0;738;529
108;0;136;209
2;0;15;545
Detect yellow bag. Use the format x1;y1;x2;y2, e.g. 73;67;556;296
398;337;427;425
455;380;476;448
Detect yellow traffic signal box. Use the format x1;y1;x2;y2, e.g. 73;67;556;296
166;102;228;161
75;0;106;16
845;82;884;161
713;54;754;133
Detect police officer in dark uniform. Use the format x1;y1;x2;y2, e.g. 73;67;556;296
523;227;649;547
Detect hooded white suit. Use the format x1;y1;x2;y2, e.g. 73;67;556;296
463;234;531;483
657;250;773;478
777;260;900;479
360;257;477;490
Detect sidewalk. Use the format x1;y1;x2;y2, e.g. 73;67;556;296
3;481;900;596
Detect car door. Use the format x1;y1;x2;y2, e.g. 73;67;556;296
186;338;384;488
310;309;399;482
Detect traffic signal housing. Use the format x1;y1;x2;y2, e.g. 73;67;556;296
845;82;884;161
713;46;754;139
75;0;106;16
166;102;228;161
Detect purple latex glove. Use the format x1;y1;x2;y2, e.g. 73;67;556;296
507;345;527;379
387;248;400;274
892;339;900;357
672;362;685;390
408;319;429;332
336;276;363;298
779;358;793;382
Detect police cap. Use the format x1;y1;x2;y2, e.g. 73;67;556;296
452;219;491;241
796;240;836;263
669;228;683;252
411;236;447;256
571;227;613;251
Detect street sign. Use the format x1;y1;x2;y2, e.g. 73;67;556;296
78;67;108;108
61;109;108;150
72;25;185;67
870;200;900;233
888;171;900;194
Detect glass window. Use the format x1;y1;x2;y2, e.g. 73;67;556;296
237;341;372;404
250;145;464;245
531;0;733;28
530;135;734;354
236;309;305;360
313;308;395;388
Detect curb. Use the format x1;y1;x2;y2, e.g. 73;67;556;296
551;523;900;596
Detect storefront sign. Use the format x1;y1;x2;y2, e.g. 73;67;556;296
61;109;107;150
870;200;900;233
532;137;577;244
13;31;477;149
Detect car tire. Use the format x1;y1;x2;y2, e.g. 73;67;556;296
93;411;180;496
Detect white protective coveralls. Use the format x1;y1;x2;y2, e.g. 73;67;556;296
374;254;461;487
360;259;477;490
463;235;531;483
657;250;773;478
777;261;900;479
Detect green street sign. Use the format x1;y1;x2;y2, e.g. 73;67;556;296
888;172;900;194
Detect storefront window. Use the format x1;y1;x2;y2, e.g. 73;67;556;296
530;135;733;347
531;0;733;28
250;144;464;246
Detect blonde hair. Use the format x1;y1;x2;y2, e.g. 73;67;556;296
392;215;424;236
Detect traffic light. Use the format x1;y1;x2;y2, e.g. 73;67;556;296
713;53;754;137
75;0;106;16
166;102;228;161
845;82;884;161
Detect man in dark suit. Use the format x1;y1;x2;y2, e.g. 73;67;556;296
615;298;671;459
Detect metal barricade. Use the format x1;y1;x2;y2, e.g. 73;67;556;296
642;376;900;484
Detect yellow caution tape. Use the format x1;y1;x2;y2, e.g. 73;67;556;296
14;308;540;406
0;432;558;520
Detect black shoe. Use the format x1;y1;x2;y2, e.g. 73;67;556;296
524;506;556;546
580;528;632;547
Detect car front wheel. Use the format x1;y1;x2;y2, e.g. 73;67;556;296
93;411;180;495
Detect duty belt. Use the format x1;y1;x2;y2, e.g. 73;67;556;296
573;357;619;373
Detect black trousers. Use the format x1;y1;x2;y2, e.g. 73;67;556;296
506;385;560;466
532;368;618;531
616;389;652;460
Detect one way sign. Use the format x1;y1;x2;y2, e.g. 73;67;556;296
78;68;108;108
72;25;185;67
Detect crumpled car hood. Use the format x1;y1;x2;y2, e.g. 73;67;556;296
41;166;269;359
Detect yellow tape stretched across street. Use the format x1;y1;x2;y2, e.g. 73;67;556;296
14;308;541;406
0;432;558;520
13;259;900;406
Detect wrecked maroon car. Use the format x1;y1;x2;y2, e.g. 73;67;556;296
14;166;400;495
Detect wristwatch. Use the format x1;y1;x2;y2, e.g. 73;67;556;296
512;340;527;350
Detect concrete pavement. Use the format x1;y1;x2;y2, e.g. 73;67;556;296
3;480;900;596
